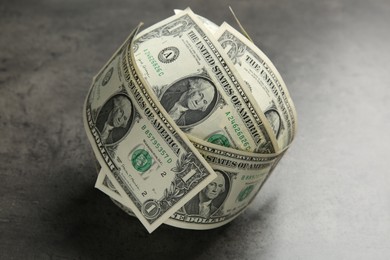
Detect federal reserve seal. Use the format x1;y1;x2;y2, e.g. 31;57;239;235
158;46;180;63
131;149;152;172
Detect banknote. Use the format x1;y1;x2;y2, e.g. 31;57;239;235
83;26;217;232
96;137;278;229
132;9;278;153
215;23;298;150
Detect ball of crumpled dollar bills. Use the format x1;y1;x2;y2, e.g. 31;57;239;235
84;8;297;233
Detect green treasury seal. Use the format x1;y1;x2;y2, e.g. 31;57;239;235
207;134;230;147
237;185;255;202
131;149;152;173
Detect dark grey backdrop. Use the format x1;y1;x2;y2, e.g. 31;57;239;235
1;0;389;259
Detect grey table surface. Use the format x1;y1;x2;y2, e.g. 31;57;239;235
1;0;390;259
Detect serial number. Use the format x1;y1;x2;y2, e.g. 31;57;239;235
226;112;251;150
141;124;172;163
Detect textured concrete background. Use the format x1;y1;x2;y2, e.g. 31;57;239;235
1;0;390;259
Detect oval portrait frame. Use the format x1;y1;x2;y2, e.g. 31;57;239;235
95;93;135;146
264;108;282;139
183;169;230;218
159;75;219;129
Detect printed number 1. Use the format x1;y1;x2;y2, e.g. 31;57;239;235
146;204;156;214
182;169;196;183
